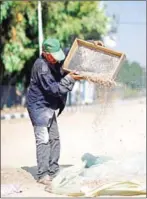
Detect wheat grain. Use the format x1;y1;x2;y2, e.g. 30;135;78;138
68;45;118;133
69;46;119;87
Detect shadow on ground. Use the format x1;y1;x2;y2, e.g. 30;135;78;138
21;165;73;180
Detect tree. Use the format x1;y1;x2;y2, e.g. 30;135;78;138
1;1;37;73
0;1;38;108
42;1;109;48
117;60;146;89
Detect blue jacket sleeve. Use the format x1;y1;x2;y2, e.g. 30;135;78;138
37;68;75;98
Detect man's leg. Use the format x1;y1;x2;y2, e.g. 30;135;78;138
48;114;60;179
34;126;51;183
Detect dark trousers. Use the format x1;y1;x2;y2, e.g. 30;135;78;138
34;114;60;179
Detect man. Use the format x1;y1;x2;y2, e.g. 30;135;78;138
26;38;83;185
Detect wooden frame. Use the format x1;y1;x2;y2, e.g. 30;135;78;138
63;38;126;80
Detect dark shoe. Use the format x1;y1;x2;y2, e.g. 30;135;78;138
37;175;52;185
49;170;60;180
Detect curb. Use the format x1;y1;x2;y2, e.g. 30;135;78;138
1;104;97;121
1;112;29;120
1;98;145;121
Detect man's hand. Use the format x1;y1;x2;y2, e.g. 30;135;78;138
69;71;84;81
93;40;105;47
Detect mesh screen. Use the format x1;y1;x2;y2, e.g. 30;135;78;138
68;45;120;78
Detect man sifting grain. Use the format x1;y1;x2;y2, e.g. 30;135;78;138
26;38;84;185
26;38;104;186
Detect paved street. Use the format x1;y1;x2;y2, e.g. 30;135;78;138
1;97;146;197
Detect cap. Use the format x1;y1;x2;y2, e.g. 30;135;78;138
42;38;65;61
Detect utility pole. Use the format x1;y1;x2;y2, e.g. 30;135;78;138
38;1;43;56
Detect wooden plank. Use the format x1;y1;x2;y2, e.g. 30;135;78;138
77;39;123;57
62;39;78;69
112;54;126;80
63;68;73;73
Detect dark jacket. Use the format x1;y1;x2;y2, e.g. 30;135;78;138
26;56;75;127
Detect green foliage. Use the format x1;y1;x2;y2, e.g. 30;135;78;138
3;41;35;73
1;1;37;73
0;1;13;23
42;1;109;47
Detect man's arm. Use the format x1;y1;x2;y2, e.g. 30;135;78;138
37;60;84;97
38;68;75;97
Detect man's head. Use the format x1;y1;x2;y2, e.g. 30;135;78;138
42;38;65;64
